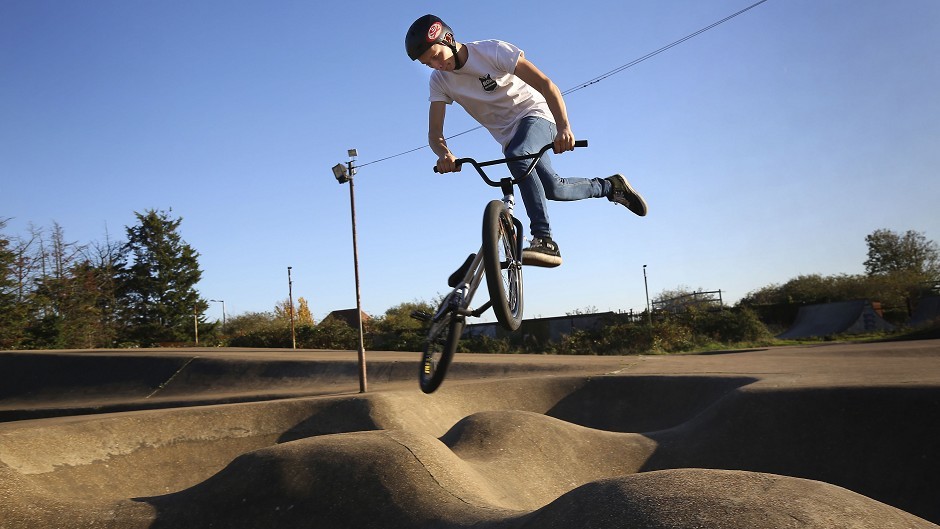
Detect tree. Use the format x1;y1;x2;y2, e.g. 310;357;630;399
864;229;940;316
297;297;315;325
76;231;126;347
9;225;41;306
274;297;316;326
53;261;107;348
273;299;293;325
864;229;939;278
370;300;434;351
118;209;204;345
26;223;84;348
0;220;26;348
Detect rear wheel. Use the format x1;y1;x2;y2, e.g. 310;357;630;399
419;299;465;394
482;200;524;331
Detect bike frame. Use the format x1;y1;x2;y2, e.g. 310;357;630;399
416;140;588;393
430;140;586;325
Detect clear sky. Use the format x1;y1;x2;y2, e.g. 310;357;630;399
2;0;939;326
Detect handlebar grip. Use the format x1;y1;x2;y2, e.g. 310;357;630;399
433;161;465;173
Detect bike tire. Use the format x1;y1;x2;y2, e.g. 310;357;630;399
482;200;524;331
419;305;465;394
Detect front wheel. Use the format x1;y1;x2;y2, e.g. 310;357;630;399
419;300;465;394
482;200;524;331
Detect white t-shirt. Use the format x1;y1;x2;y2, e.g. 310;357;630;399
429;40;554;149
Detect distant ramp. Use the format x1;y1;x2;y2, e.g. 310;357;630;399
908;295;940;327
776;300;895;339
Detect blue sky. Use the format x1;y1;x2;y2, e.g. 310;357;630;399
2;0;939;325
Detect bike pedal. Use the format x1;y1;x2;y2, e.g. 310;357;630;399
411;310;432;322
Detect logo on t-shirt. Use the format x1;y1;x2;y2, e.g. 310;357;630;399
479;74;497;92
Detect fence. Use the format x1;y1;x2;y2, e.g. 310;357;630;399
652;290;724;314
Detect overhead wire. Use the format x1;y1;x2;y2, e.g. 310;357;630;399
560;0;770;97
358;0;771;169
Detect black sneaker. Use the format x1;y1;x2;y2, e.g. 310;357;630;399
522;237;562;268
606;174;648;217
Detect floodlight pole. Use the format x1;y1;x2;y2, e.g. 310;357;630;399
287;267;296;349
643;265;652;327
344;152;368;393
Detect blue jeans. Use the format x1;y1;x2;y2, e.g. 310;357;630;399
504;117;609;239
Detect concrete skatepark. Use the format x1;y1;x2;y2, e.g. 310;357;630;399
1;341;939;528
776;300;896;339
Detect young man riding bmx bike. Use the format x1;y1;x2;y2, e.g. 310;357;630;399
405;14;648;268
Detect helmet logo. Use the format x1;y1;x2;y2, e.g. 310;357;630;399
427;21;443;42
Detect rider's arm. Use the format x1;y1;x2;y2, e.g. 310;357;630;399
513;53;575;153
429;101;459;172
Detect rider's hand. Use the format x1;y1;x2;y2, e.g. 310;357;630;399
553;127;576;154
436;152;460;173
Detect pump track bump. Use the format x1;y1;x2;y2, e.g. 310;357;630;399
1;340;939;529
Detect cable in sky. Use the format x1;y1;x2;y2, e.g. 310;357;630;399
359;0;772;169
560;0;771;96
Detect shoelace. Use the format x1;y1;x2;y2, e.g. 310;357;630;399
531;238;554;250
527;238;548;249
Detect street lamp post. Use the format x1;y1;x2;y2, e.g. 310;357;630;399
287;266;296;349
209;299;226;330
332;149;368;393
643;265;652;327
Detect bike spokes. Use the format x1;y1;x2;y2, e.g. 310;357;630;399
483;201;524;331
419;297;464;393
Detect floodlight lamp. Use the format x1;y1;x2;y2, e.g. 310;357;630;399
332;163;349;184
348;148;358;158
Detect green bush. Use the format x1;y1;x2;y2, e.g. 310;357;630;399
687;307;773;344
228;327;293;348
297;320;359;350
650;318;696;353
530;308;773;356
461;334;513;354
542;328;602;355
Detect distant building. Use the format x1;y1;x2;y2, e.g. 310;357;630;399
323;309;370;328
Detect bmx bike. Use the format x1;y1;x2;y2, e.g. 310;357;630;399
412;139;588;393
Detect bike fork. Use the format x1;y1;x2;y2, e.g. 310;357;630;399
500;192;525;263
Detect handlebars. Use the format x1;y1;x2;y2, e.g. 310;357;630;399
433;140;588;187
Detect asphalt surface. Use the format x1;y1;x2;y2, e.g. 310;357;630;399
1;340;939;528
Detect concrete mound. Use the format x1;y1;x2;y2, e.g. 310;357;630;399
519;469;934;529
0;350;579;421
140;431;513;529
644;385;940;522
1;344;939;529
777;300;896;339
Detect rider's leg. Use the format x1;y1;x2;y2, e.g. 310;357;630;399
505;117;612;238
505;117;555;240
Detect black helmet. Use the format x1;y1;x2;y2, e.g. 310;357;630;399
405;14;454;61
